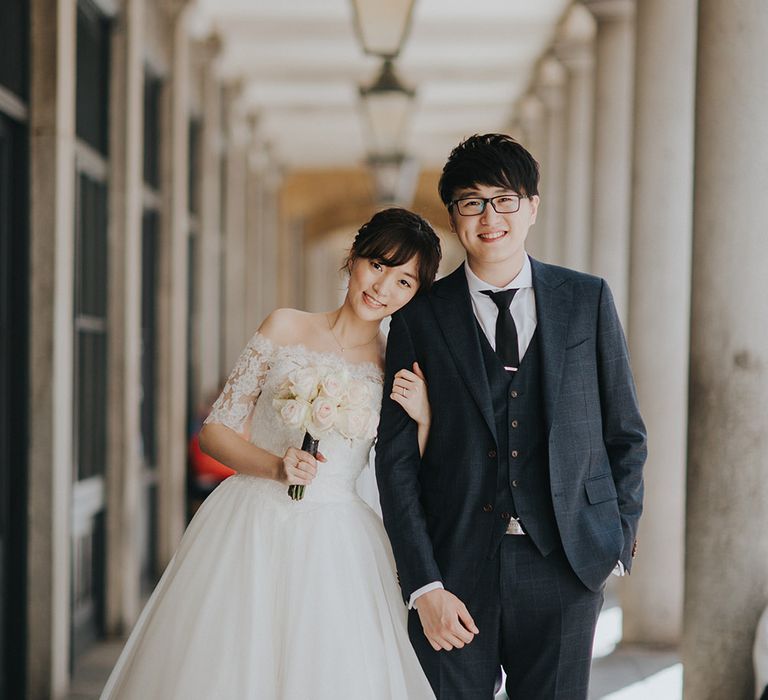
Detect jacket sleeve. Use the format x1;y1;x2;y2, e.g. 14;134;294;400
596;279;647;571
375;311;442;601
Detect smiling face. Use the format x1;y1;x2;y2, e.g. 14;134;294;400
449;184;539;283
346;254;421;321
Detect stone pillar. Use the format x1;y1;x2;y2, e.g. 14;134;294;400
27;0;77;696
582;0;635;323
156;0;190;567
554;4;596;273
535;56;567;266
195;34;223;402
221;81;249;371
105;0;145;635
516;94;548;261
245;116;266;333
683;2;768;698
261;166;281;317
620;0;696;646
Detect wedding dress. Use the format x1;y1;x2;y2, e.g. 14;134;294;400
100;332;435;699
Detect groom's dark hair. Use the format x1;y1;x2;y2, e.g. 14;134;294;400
438;133;540;206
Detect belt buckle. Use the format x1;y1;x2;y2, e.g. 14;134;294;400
505;518;525;535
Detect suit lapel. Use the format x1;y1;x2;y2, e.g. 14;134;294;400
530;257;572;435
430;265;498;442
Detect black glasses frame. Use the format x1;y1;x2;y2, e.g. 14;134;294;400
449;194;523;216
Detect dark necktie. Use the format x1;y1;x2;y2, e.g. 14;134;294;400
481;288;519;372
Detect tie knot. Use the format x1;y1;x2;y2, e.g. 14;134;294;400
481;288;518;310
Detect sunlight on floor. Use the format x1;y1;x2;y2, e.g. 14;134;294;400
593;605;623;659
600;663;683;699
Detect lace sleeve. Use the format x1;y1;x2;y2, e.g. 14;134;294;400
204;331;275;434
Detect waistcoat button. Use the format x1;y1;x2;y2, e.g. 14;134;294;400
483;503;493;513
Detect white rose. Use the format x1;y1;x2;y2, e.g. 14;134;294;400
320;370;349;400
335;408;368;440
345;380;370;408
337;407;378;440
308;396;338;435
279;399;310;429
290;367;321;401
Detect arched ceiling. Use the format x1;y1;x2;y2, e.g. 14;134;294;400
190;0;570;171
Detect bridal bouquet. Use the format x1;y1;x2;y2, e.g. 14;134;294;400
273;366;377;500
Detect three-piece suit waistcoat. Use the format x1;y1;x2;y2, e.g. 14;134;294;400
477;327;560;558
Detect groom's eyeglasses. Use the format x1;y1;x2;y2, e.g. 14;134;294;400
449;194;522;217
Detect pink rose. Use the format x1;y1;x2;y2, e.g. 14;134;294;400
345;380;370;407
289;367;321;401
308;396;338;435
335;408;369;439
279;399;310;429
320;370;349;400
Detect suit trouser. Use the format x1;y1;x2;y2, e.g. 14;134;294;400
408;536;605;700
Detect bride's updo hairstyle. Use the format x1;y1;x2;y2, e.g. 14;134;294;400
345;208;442;292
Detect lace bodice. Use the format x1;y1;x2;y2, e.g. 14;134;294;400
204;332;384;504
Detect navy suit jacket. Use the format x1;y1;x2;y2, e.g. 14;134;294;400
375;259;646;603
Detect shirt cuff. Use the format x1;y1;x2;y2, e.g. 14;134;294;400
612;560;626;577
408;581;444;609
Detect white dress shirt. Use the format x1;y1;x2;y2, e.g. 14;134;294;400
465;255;538;361
408;256;621;610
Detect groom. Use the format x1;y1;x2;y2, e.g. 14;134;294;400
376;134;646;699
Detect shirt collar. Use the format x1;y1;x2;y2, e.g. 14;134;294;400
464;254;532;296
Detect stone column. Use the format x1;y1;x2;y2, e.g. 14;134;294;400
261;166;281;317
554;4;596;273
582;0;635;323
27;0;77;695
535;56;567;266
156;0;190;567
195;34;223;402
516;93;548;261
245;116;266;333
620;0;696;646
683;1;768;698
105;0;145;635
221;81;249;371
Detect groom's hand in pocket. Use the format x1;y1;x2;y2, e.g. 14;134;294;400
416;589;479;651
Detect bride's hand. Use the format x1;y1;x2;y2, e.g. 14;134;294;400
391;362;430;427
280;447;326;486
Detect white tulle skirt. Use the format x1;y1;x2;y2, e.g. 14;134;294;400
100;475;434;699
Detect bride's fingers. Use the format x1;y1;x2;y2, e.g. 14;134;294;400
298;459;317;477
390;391;407;407
394;370;420;385
296;449;319;467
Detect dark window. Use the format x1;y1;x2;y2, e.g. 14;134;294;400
0;0;29;101
188;118;201;215
143;73;162;189
76;0;111;155
141;211;159;468
73;173;109;481
0;111;29;700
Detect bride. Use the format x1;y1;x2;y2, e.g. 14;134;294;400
100;208;441;699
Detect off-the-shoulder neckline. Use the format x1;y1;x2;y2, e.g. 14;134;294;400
250;330;385;378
